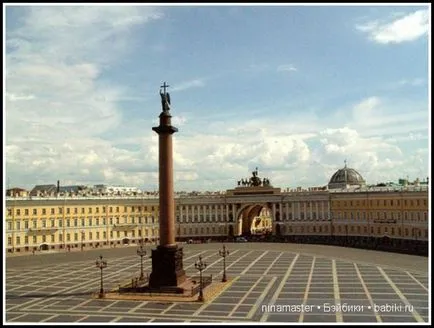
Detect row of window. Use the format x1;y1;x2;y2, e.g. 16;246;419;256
6;216;160;231
333;198;427;208
7;205;158;217
334;211;428;221
7;201;330;217
6;228;158;246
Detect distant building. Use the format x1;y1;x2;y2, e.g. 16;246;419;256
6;188;29;197
94;184;141;195
30;184;57;197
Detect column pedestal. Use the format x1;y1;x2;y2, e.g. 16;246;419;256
149;245;186;289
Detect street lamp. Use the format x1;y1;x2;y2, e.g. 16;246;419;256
195;255;207;302
219;244;229;282
136;238;146;280
95;255;107;298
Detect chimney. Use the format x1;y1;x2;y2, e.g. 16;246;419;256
57;180;60;194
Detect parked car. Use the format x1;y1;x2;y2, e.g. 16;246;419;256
235;236;248;242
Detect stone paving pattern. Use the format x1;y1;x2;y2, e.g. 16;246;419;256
5;243;429;323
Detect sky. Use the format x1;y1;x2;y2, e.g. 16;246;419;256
4;4;430;192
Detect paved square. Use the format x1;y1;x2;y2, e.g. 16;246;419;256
5;243;429;323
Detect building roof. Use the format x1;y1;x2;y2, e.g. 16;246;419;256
30;184;57;196
328;164;366;189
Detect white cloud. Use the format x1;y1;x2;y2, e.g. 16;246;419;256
171;79;205;92
277;64;297;72
356;9;429;44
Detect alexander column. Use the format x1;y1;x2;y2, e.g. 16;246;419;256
149;82;186;289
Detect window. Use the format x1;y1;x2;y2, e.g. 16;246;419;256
16;221;20;230
89;218;92;226
16;209;21;216
67;208;70;214
67;233;71;241
25;235;29;244
117;231;120;238
42;235;46;242
25;209;29;216
42;209;46;215
124;206;127;212
110;207;113;213
74;233;78;241
33;236;37;243
96;207;99;213
59;234;63;241
89;232;92;240
51;208;55;215
74;208;78;214
110;231;113;238
8;237;12;245
51;219;55;227
16;236;21;245
81;218;85;226
51;235;55;242
59;207;63;214
96;218;99;226
103;218;106;225
25;220;29;229
102;206;106;212
42;220;46;228
81;208;85;214
33;220;37;228
89;207;92;214
7;222;12;230
67;219;70;227
116;217;119;224
103;231;106;239
96;232;100;239
132;206;135;213
33;209;37;215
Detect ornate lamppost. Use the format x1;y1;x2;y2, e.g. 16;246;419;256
195;255;207;302
219;244;229;282
136;238;147;280
95;255;107;298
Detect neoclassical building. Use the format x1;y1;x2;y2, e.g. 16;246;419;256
5;166;429;255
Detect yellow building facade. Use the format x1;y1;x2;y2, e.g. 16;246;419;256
329;188;429;241
5;183;429;254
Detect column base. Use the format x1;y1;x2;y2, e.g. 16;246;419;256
149;245;186;288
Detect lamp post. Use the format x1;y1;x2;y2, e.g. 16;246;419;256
219;244;229;282
81;230;85;251
195;255;207;302
95;255;107;298
136;238;146;280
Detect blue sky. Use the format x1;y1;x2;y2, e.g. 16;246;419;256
4;4;430;191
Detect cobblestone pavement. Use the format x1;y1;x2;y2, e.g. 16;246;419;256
5;243;429;323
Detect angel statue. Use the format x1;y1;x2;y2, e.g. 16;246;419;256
160;82;171;112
